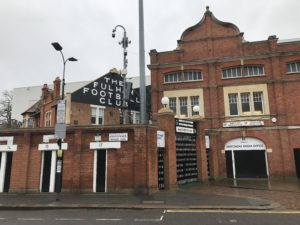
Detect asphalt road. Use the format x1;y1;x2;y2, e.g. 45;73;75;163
0;209;300;225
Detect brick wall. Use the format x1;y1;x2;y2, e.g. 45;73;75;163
1;125;159;193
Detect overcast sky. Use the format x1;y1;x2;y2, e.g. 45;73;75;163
1;0;300;94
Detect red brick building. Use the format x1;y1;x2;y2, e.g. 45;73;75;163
1;7;300;194
149;7;300;179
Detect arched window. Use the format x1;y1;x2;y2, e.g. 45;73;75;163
164;70;203;83
222;65;264;79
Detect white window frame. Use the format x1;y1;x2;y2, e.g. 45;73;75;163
190;96;199;116
164;70;203;83
130;111;140;124
179;97;188;117
44;111;51;127
224;84;269;117
163;88;205;118
227;92;265;116
287;61;300;74
90;105;105;125
222;65;265;79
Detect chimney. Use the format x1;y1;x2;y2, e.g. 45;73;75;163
41;84;49;100
53;77;61;99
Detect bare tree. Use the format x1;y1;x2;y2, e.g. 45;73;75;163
0;90;13;128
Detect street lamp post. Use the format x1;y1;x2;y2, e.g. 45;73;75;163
51;42;77;200
51;42;78;100
112;25;130;124
139;0;147;124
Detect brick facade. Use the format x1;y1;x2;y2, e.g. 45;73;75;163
0;126;159;193
149;7;300;179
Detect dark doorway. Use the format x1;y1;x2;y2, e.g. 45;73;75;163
225;151;233;178
3;152;13;192
41;151;52;192
234;150;267;178
294;149;300;179
96;150;106;192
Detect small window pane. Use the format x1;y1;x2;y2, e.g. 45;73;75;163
228;94;238;115
179;97;188;116
240;93;250;112
253;92;263;113
191;96;199;116
169;98;176;114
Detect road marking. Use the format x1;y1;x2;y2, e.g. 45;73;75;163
56;218;85;221
134;215;164;222
166;209;300;214
0;218;6;220
96;219;121;221
18;218;44;221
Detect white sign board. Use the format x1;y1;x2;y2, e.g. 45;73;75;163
0;136;17;151
176;126;195;134
175;119;196;134
0;136;14;145
90;142;121;149
225;137;266;151
157;131;165;148
43;135;56;143
223;120;264;128
38;143;68;151
109;133;128;142
56;100;66;124
0;145;17;151
205;135;210;149
95;135;101;142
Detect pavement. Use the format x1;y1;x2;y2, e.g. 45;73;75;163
0;178;299;210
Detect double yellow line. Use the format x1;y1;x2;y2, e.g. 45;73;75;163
166;209;300;214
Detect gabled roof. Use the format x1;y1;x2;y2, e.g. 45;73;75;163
179;6;241;42
21;99;42;116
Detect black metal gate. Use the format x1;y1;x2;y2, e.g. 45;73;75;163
157;148;165;189
175;119;198;185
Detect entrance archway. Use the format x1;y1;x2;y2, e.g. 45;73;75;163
225;137;269;179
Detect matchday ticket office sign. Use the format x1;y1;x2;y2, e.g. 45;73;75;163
225;137;266;151
71;72;140;111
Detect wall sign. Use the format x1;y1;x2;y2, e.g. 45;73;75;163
90;142;121;149
223;120;264;128
157;130;165;148
71;72;140;111
0;136;17;152
38;143;68;151
225;137;266;151
39;135;68;151
175;119;196;134
109;133;128;142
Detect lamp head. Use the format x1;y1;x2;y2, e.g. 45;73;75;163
161;97;169;108
51;42;63;51
68;57;78;62
193;105;200;113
